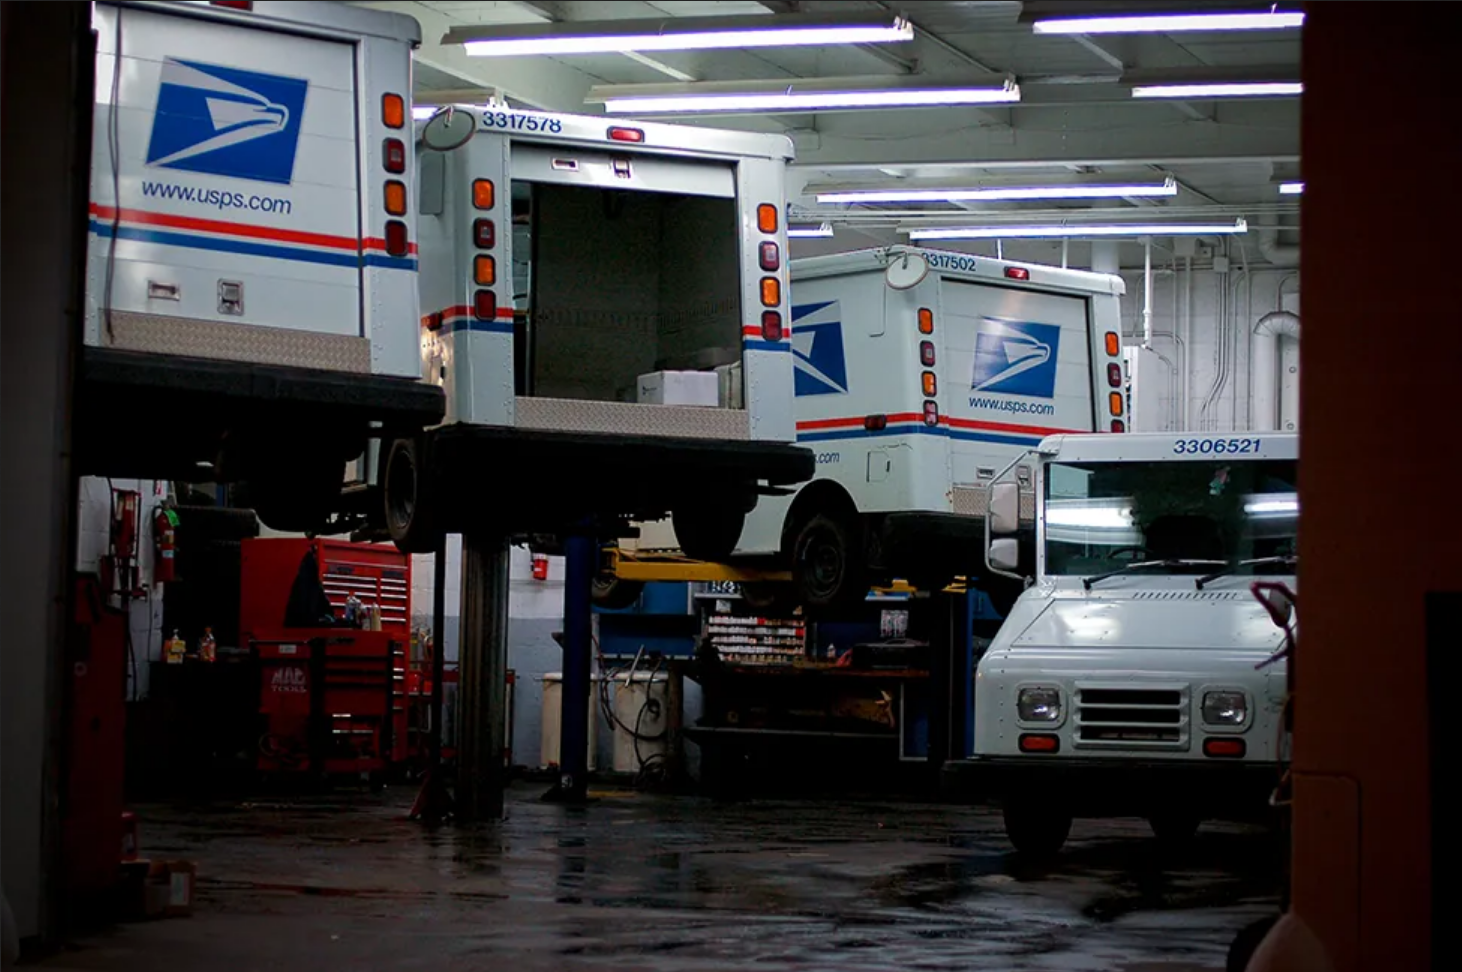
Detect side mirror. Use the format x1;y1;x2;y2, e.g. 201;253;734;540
989;482;1020;536
990;538;1019;572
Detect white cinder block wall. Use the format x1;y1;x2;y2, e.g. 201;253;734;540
75;477;168;700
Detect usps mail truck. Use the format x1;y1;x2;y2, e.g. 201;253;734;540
78;1;443;531
949;431;1297;855
725;246;1127;612
379;107;814;552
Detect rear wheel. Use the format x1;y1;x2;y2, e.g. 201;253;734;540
791;513;868;614
383;436;439;554
672;504;746;562
591;574;644;610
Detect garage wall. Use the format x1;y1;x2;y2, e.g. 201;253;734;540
74;477;168;701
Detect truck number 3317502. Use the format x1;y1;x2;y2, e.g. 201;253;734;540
1173;438;1261;455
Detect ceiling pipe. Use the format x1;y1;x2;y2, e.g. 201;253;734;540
1252;310;1300;431
1258;212;1299;267
1142;235;1154;347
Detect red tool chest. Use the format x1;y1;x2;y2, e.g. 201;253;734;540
240;538;411;641
240;539;411;779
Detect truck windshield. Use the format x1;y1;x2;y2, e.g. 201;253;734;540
1043;458;1298;577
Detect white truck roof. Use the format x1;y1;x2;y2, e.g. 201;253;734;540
413;105;795;162
791;245;1126;297
1035;430;1298;463
140;0;423;44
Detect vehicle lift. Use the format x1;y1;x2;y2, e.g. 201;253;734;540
420;537;983;821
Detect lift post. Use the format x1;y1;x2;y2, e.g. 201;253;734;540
455;534;511;821
545;529;595;803
409;538;454;822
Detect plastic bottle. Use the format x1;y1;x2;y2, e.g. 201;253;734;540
199;628;216;663
344;592;362;627
165;630;186;664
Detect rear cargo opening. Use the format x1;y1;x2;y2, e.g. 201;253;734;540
511;180;746;431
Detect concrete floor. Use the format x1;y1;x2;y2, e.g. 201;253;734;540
38;784;1281;972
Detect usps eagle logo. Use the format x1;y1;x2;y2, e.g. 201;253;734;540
791;301;849;397
145;59;308;185
971;318;1063;398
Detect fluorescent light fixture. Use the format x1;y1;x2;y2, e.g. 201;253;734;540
449;13;913;57
1279;181;1304;195
1045;504;1133;529
788;222;834;238
818;178;1177;205
603;83;1019;114
1133;81;1302;99
909;219;1248;240
1034;11;1304;35
1246;498;1299;516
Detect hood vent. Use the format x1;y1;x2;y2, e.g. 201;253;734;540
1130;590;1246;601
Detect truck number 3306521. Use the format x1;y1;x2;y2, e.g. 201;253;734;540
1173;438;1261;455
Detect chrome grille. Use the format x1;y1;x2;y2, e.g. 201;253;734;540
1075;684;1190;750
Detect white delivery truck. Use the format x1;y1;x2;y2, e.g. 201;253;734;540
727;247;1128;612
947;431;1297;855
379;107;814;552
77;0;443;531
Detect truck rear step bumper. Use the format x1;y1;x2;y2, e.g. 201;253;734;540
76;347;444;477
426;422;815;534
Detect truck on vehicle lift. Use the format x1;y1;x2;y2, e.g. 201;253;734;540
948;430;1297;855
77;1;444;531
629;246;1129;614
378;106;814;552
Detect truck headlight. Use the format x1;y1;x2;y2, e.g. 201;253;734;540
1017;686;1062;722
1202;691;1248;726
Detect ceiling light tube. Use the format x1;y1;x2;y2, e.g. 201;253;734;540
1033;11;1304;34
1278;181;1304;195
818;178;1177;205
1132;81;1302;99
449;12;913;56
908;219;1248;240
603;83;1019;114
788;222;834;238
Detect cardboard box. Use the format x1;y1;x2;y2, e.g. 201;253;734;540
636;370;719;407
121;860;195;920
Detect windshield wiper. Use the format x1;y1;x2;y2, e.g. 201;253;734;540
1081;559;1228;591
1194;555;1298;590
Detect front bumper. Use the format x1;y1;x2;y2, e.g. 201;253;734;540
942;754;1282;818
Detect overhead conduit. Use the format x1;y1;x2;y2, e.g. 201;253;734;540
1251;310;1300;431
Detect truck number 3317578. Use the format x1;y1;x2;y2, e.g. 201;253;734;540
482;111;563;134
1173;438;1261;455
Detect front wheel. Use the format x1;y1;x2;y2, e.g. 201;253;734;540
1002;800;1073;858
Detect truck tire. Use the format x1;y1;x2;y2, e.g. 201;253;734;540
591;575;644;610
791;513;867;615
672;506;745;562
383;436;439;554
1002;800;1072;858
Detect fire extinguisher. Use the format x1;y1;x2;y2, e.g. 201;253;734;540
531;552;549;581
153;507;179;584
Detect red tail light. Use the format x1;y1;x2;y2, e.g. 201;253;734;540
1004;266;1030;281
383;137;406;174
1108;362;1122;387
1110;419;1126;433
473;218;495;249
760;311;783;342
607;126;645;143
864;414;888;431
923;401;939;426
384;220;408;257
473;289;495;320
920;341;936;367
759;241;780;271
211;1;253;8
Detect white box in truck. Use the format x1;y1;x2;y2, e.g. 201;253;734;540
731;246;1128;613
77;1;443;531
379;107;814;554
948;431;1298;856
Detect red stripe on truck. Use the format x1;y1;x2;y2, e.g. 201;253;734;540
89;204;418;255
